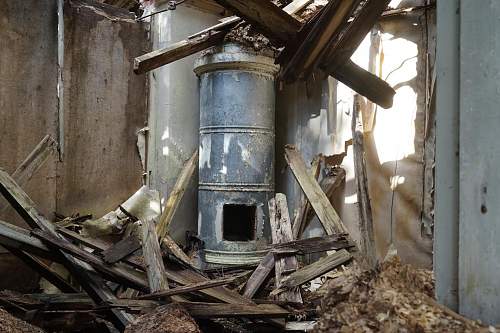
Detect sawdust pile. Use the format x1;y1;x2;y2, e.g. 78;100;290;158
314;256;483;333
124;303;201;333
0;308;45;333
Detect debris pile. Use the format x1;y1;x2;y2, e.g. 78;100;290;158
315;256;482;333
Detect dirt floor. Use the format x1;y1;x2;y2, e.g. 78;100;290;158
313;255;484;333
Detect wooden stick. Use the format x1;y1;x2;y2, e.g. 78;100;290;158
242;251;275;299
137;276;235;300
269;194;302;303
141;218;169;293
352;95;376;267
156;149;198;241
284;145;347;235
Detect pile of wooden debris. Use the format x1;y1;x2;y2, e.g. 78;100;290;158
0;134;361;332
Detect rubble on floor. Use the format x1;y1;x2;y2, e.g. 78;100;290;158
0;308;45;333
314;256;483;333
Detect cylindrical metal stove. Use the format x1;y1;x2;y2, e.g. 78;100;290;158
194;43;279;265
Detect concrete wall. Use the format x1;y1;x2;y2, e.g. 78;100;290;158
0;0;148;291
436;0;500;324
0;0;59;292
57;0;147;217
147;4;219;244
276;3;435;268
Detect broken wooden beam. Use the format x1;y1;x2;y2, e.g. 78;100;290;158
179;302;289;319
295;168;347;239
242;251;275;299
212;0;301;44
284;145;348;235
134;31;226;74
281;0;360;81
280;249;352;288
138;276;235;300
271;233;354;254
242;247;297;299
5;248;77;293
32;229;150;292
292;155;322;239
322;0;391;73
329;59;395;109
352;95;376;267
102;235;141;264
162;234;193;267
142;218;169;293
157;149;198;241
0;169;134;329
269;194;302;303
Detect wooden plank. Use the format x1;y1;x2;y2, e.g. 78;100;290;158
179;302;289;319
292;155;322;239
32;229;150;293
0;170;133;330
0;219;56;260
0;135;57;215
352;95;376;267
157;149;198;241
281;0;360;81
242;248;297;299
102;235;141;264
271;233;354;254
296;168;347;239
213;0;301;44
322;0;391;73
162;234;192;267
242;251;274;299
138;276;235;300
269;194;302;303
134;32;226;74
328;59;395;109
280;249;352;288
141;218;169;293
4;247;78;293
284;145;348;235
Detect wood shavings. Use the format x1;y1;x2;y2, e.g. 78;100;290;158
314;256;484;333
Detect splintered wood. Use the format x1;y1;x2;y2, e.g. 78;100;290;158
284;145;347;235
268;194;302;304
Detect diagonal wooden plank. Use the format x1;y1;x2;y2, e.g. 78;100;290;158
280;249;352;288
134;31;226;74
284;145;348;235
156;149;198;241
0;170;134;330
137;276;235;300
